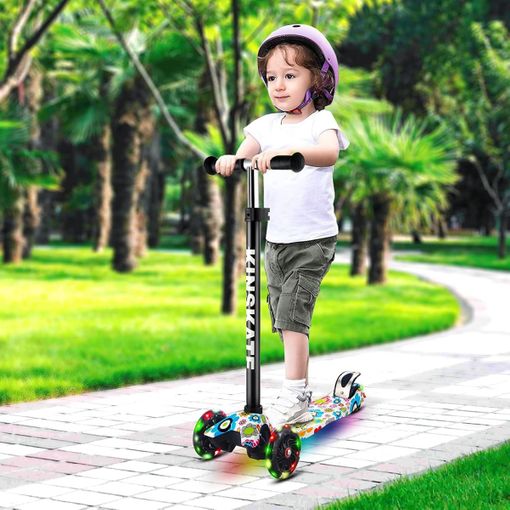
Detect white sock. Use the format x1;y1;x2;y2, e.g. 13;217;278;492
283;378;306;394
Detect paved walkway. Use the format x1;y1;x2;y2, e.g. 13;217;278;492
0;255;509;510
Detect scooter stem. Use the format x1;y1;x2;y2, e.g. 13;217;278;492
244;163;269;414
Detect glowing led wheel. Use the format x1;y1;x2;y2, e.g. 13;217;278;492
265;425;301;479
193;410;226;460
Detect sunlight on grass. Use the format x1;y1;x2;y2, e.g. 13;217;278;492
0;247;459;404
327;441;510;510
393;235;510;271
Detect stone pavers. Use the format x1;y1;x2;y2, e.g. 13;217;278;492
0;256;509;509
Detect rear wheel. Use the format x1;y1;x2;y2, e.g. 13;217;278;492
265;425;301;479
193;410;226;460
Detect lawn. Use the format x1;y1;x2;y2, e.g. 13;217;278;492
327;440;510;510
392;234;510;271
0;246;459;405
333;234;510;271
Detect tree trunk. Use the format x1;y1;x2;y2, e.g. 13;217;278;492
190;165;204;255
437;215;447;239
22;68;43;258
59;140;88;243
22;187;40;258
36;75;59;245
411;230;422;244
222;174;243;313
178;168;188;235
196;165;223;264
350;201;368;276
368;194;392;285
110;76;153;272
497;207;507;259
35;190;54;244
2;191;25;263
235;182;247;280
147;130;164;248
192;70;223;263
92;125;112;252
134;145;151;259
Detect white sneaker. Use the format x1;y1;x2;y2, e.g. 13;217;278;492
265;386;314;429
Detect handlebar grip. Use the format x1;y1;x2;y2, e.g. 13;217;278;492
269;153;305;172
203;156;246;175
203;156;218;175
203;152;305;175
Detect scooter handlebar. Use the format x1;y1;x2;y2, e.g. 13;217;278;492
203;152;305;176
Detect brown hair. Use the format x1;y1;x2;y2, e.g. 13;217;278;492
257;43;334;111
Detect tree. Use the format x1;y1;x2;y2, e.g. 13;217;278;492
339;111;458;284
170;0;250;313
456;21;510;258
41;21;118;251
339;0;506;238
0;0;71;103
329;67;393;276
0;111;60;263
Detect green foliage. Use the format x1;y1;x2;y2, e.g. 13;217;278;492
41;89;109;144
183;123;224;159
331;67;393;124
0;112;61;209
40;20;122;144
39;12;201;148
456;21;510;180
64;183;94;212
164;182;181;213
338;110;459;230
342;0;488;114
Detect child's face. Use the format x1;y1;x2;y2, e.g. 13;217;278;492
265;46;314;112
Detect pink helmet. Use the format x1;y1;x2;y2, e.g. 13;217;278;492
257;24;339;113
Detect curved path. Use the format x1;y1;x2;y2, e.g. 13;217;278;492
0;255;509;510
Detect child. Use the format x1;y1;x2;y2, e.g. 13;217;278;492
215;24;349;428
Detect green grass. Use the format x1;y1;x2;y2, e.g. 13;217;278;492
0;246;459;405
158;234;191;250
391;235;510;271
326;441;510;510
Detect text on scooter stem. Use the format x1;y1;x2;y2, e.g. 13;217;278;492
246;249;256;370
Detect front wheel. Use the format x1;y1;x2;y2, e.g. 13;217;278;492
265;425;301;479
193;409;226;460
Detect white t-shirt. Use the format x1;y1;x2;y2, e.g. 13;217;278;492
243;109;349;243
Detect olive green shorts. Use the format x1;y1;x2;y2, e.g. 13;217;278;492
264;235;337;341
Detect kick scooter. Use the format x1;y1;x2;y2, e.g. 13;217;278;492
193;153;366;479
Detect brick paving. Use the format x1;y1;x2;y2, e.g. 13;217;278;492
0;255;509;509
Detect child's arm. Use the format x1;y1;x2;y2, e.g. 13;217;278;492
215;134;261;176
253;130;340;173
236;134;261;159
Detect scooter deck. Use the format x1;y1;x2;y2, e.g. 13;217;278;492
291;386;366;439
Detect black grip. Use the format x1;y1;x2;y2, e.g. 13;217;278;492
203;152;305;175
203;156;247;175
269;153;305;172
203;156;218;175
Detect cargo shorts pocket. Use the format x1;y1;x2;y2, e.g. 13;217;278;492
266;294;276;332
316;238;337;264
292;273;320;327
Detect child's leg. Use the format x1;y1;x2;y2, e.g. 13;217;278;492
282;330;309;385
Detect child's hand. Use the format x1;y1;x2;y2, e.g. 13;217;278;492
251;149;290;174
215;155;237;176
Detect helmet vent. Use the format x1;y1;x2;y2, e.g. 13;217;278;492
292;24;301;27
